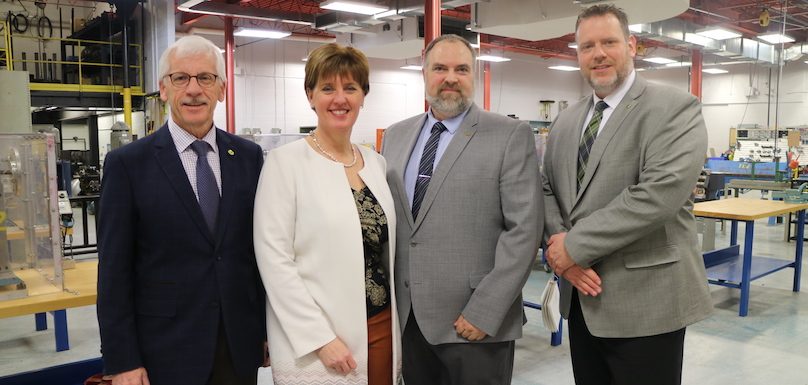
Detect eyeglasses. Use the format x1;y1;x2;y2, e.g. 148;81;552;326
165;72;219;88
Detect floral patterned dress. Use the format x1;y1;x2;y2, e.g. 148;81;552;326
352;186;390;318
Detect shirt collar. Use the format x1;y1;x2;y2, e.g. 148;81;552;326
426;106;471;135
594;69;636;109
167;117;218;154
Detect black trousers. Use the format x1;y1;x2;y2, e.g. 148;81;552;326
207;316;258;385
402;311;514;385
568;292;686;385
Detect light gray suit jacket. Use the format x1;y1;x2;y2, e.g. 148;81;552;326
383;103;542;345
543;76;713;338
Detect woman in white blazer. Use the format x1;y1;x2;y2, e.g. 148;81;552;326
253;43;400;385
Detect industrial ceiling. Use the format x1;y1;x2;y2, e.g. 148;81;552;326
175;0;808;67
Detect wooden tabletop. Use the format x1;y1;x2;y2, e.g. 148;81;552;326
0;260;97;319
693;198;808;221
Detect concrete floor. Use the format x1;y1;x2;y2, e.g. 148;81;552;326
1;216;806;384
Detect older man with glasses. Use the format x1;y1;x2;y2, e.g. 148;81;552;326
97;35;267;385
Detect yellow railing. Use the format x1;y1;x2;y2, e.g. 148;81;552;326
8;34;143;94
1;21;11;69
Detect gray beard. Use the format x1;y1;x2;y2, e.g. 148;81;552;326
426;93;472;119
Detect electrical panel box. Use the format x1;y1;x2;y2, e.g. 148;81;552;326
0;71;32;134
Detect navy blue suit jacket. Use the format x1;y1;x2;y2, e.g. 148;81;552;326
97;125;265;385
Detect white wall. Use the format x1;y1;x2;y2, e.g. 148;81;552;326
206;38;586;146
196;36;808;156
641;61;808;154
208;38;424;147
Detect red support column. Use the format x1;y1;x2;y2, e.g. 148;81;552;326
424;0;441;112
483;61;491;111
691;48;703;101
225;17;236;134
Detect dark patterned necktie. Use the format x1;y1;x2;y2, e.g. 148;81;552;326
190;140;220;234
412;121;447;219
577;101;609;190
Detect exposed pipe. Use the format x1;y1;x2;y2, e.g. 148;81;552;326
483;61;490;111
225;16;235;134
690;49;702;101
424;0;440;112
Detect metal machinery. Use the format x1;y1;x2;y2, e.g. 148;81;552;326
0;133;63;301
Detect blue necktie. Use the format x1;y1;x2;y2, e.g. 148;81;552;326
577;101;609;190
412;121;447;219
190;140;219;234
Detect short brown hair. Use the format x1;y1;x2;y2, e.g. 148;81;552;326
575;4;631;40
304;43;370;95
422;34;476;68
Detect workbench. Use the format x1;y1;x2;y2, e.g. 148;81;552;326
0;261;97;351
694;198;806;316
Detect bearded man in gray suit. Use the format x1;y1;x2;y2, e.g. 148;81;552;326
543;5;713;385
382;34;542;385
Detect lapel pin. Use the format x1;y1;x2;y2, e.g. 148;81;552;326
227;149;235;156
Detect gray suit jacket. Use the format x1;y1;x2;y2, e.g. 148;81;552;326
383;103;542;345
543;76;713;338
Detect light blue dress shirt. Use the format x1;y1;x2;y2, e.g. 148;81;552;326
404;107;470;208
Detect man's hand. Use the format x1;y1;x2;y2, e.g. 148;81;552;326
546;232;602;297
111;367;150;385
454;315;487;341
561;265;602;297
546;233;576;276
316;337;357;375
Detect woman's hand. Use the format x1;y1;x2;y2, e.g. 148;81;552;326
316;337;357;375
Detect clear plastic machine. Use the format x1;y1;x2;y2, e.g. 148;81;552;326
0;133;63;300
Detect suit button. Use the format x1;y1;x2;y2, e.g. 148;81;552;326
216;256;222;261
404;280;409;288
410;242;417;247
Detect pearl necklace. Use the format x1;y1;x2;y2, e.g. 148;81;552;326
310;130;357;168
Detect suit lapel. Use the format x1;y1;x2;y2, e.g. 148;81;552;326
152;126;215;245
214;130;235;249
565;99;592;205
413;105;479;232
396;114;429;230
575;77;647;204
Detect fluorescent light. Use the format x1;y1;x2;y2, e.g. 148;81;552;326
758;33;795;44
643;57;677;64
548;65;579;72
234;28;291;39
218;48;225;53
665;62;691;67
703;68;728;74
629;24;643;33
636;68;646;72
470;43;480;49
805;60;808;64
320;0;388;15
568;42;578;49
696;28;741;40
684;33;715;47
400;65;422;70
477;55;511;62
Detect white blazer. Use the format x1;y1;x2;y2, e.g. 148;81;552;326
254;139;400;385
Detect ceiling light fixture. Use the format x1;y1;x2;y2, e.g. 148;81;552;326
665;61;691;67
320;0;388;15
684;33;715;47
400;65;422;70
568;42;578;49
548;65;579;71
234;28;291;39
703;68;729;74
643;57;677;64
758;33;795;44
696;27;741;40
477;55;511;62
628;24;643;33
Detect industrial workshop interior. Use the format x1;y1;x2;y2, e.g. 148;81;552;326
0;0;807;384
